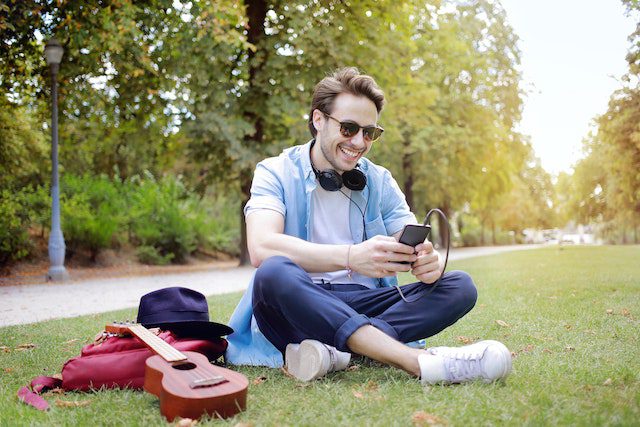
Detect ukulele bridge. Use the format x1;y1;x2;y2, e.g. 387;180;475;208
190;376;228;389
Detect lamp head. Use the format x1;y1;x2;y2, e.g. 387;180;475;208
44;38;64;66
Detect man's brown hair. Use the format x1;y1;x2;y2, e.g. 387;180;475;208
308;67;385;137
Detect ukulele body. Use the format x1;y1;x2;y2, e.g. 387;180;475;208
144;351;248;421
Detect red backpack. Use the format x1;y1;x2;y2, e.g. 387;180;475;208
18;330;227;410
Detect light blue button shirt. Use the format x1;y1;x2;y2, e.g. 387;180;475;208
226;141;416;367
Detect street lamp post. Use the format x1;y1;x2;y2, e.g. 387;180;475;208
44;38;69;282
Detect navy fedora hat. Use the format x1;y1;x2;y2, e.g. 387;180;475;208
136;287;233;337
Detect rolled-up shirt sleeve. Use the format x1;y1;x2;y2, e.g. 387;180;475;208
244;161;286;218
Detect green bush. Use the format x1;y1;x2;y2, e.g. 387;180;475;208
192;192;241;256
61;175;126;260
129;174;197;264
22;185;51;238
135;245;174;265
1;172;242;267
0;189;34;265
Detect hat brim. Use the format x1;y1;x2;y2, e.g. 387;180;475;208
142;320;233;338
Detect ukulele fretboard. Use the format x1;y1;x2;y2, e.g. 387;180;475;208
128;324;187;362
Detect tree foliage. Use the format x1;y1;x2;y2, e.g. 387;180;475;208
1;0;565;261
557;0;640;242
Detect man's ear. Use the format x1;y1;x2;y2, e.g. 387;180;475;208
312;109;325;133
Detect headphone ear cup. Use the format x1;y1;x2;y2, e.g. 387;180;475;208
318;170;343;192
342;169;367;191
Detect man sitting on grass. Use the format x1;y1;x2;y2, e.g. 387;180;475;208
227;67;512;385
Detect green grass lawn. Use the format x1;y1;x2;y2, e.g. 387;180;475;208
1;245;639;426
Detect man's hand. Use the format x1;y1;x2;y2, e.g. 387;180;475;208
350;235;417;278
410;241;444;284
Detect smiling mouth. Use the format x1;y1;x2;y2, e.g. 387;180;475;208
339;145;362;159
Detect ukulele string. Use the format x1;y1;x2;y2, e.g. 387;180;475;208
131;324;221;383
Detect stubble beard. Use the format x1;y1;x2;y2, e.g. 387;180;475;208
318;135;347;174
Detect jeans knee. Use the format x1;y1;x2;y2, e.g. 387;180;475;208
447;270;478;311
253;256;301;302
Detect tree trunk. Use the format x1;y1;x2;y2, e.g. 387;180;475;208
238;0;268;265
491;221;496;245
239;168;253;265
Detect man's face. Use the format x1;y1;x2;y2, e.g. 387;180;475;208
313;92;379;174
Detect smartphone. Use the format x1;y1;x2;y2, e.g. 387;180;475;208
398;224;431;264
398;224;432;247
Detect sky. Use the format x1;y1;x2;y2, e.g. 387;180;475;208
498;0;637;176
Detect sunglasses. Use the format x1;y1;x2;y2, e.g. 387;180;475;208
324;113;384;142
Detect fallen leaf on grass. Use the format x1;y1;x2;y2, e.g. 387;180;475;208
606;309;614;315
280;367;295;379
511;344;535;358
622;308;633;319
55;399;91;408
364;381;379;392
346;364;360;372
16;343;36;350
456;336;474;344
564;324;572;330
0;346;10;353
565;345;575;352
602;378;613;386
495;320;510;328
252;376;267;386
295;383;311;389
3;368;13;373
352;381;382;401
176;418;198;427
411;410;448;426
542;348;553;354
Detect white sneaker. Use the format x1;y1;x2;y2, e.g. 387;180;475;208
418;340;512;385
285;339;351;381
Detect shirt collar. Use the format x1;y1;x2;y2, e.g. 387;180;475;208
301;139;317;182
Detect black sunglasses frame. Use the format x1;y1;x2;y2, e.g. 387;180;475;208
323;113;384;142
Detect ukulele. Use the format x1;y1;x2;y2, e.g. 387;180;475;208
105;322;248;421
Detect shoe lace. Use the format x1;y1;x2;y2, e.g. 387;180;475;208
432;347;485;382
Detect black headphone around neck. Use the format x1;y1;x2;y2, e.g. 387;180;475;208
309;140;367;192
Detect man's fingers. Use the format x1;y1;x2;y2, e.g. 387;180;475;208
412;258;440;276
385;261;412;273
386;251;417;263
415;241;434;253
412;252;438;268
386;240;418;254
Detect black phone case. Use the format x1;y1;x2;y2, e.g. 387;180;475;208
398;224;432;247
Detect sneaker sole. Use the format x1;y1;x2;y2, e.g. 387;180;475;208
285;340;328;382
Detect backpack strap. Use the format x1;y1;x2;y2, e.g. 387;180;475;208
17;376;62;411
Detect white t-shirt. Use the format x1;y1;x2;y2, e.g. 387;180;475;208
308;186;378;288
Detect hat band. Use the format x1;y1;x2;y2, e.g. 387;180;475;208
139;310;210;325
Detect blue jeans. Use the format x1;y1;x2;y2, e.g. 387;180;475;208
252;256;478;353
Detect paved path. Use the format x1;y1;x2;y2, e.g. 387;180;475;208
0;244;542;327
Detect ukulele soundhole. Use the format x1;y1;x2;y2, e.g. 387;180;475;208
172;361;197;371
